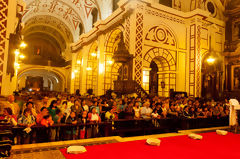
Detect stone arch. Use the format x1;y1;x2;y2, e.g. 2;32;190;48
143;47;176;71
104;27;124;92
86;41;99;95
18;68;65;92
74;52;83;93
201;50;223;98
143;47;176;97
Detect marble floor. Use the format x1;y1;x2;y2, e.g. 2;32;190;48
8;126;228;159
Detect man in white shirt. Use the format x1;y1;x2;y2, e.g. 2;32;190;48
141;102;152;119
229;99;240;132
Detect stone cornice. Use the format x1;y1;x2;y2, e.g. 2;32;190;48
71;0;225;52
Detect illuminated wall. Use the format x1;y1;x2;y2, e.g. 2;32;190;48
71;0;225;97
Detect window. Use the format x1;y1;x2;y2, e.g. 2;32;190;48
33;46;41;55
159;0;172;8
79;23;84;36
92;8;98;27
207;1;215;14
113;0;120;12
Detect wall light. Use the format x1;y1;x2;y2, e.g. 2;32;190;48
19;54;25;59
14;49;20;55
91;53;97;57
107;60;113;65
20;41;27;49
77;60;81;64
71;72;75;79
87;67;92;71
207;56;215;64
99;63;104;74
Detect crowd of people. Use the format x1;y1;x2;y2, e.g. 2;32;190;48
0;92;231;143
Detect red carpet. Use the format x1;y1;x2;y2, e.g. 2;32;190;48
60;132;240;159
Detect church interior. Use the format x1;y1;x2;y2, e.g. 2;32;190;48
1;0;240;158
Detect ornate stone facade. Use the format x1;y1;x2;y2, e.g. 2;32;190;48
0;0;9;93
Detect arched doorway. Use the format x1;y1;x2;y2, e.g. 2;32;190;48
144;48;176;97
17;69;64;92
201;54;222;99
149;61;158;96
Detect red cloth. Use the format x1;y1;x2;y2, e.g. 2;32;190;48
60;132;240;159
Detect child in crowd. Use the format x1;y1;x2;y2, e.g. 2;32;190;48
66;111;78;140
18;108;36;144
87;107;101;138
53;109;63;124
79;111;88;139
40;115;54;127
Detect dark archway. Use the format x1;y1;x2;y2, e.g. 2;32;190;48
201;54;221;99
149;61;158;96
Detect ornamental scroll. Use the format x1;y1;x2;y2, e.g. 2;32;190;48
145;25;176;47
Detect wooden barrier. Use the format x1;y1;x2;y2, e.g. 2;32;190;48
11;117;229;144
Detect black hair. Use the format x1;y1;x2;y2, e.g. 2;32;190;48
26;102;34;107
49;100;57;109
4;107;13;115
43;115;50;119
23;108;31;115
55;109;61;115
40;107;47;112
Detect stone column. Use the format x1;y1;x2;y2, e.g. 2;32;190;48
96;34;105;96
0;0;18;95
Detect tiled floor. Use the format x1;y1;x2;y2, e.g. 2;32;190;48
8;150;65;159
8;126;228;159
